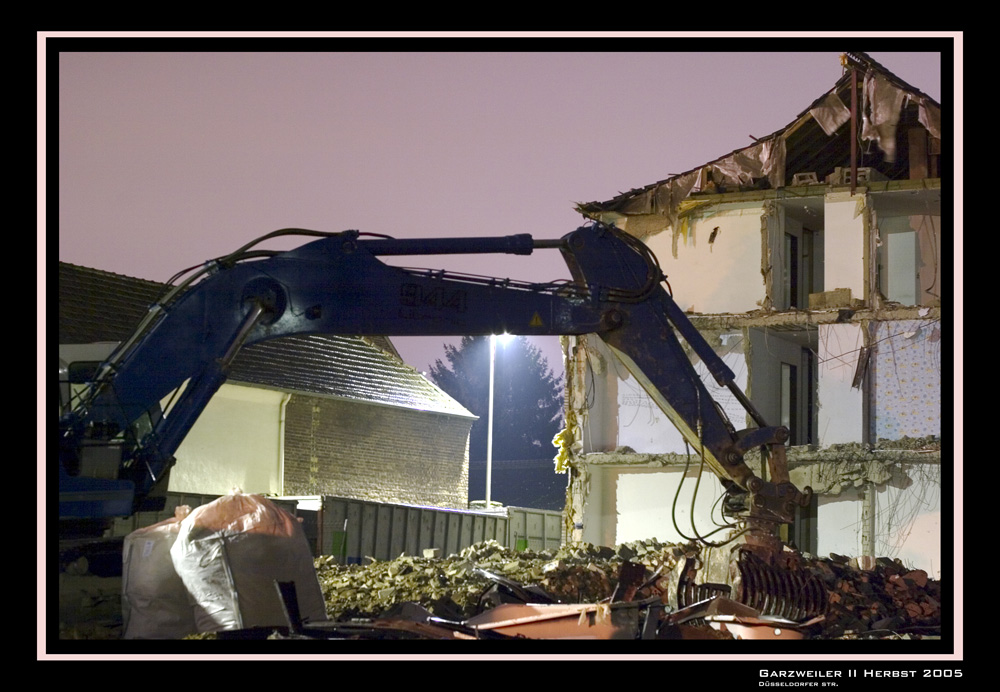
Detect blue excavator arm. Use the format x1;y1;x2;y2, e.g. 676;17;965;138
59;223;809;548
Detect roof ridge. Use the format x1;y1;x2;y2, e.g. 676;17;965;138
59;260;168;288
841;51;940;107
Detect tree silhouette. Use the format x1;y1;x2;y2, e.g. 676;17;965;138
429;336;563;465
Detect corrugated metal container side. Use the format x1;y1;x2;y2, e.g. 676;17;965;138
505;506;563;552
316;496;509;563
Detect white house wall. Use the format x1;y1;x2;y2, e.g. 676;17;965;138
575;337;617;454
822;192;867;300
616;467;727;545
816;490;864;558
581;465;726;547
577;334;750;455
815;465;941;578
875;465;941;578
616;370;683;453
59;344;285;497
640;203;768;314
817;323;865;445
169;382;285;496
580;465;615;547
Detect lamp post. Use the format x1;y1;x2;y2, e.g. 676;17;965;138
486;333;513;508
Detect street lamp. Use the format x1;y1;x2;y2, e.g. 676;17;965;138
486;332;514;508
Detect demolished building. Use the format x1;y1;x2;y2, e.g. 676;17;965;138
562;52;945;576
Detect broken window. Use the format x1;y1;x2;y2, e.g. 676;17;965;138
749;327;817;446
781;230;821;310
775;198;824;311
877;214;941;307
872;190;941;307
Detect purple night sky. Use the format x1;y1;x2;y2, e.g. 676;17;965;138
51;41;947;376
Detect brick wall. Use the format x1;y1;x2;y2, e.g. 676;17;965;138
282;395;472;508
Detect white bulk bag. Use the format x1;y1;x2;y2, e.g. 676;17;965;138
169;490;327;633
122;506;197;639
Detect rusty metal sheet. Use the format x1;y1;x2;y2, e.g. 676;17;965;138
464;602;639;639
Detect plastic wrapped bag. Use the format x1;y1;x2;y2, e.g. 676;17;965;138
122;506;197;639
169;490;327;632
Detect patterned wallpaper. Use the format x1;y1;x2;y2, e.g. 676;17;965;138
872;319;942;441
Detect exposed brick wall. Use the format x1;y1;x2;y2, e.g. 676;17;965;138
282;395;472;508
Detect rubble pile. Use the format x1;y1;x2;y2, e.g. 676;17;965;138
805;554;941;638
314;539;678;621
314;540;942;640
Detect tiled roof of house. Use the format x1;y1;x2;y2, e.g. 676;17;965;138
58;262;474;418
229;335;473;417
59;263;167;344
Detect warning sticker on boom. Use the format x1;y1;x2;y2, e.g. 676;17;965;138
530;312;544;327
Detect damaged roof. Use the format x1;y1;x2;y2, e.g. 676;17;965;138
577;52;942;227
58;262;474;419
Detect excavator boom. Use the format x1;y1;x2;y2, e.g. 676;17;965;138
59;223;810;547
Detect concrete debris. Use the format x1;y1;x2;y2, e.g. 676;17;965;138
876;435;941;451
314;540;628;621
791;458;896;495
313;539;941;640
809;288;854;310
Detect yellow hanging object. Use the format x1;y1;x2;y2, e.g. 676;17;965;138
552;427;573;474
552;407;581;474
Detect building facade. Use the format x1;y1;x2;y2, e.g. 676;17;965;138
561;53;945;575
